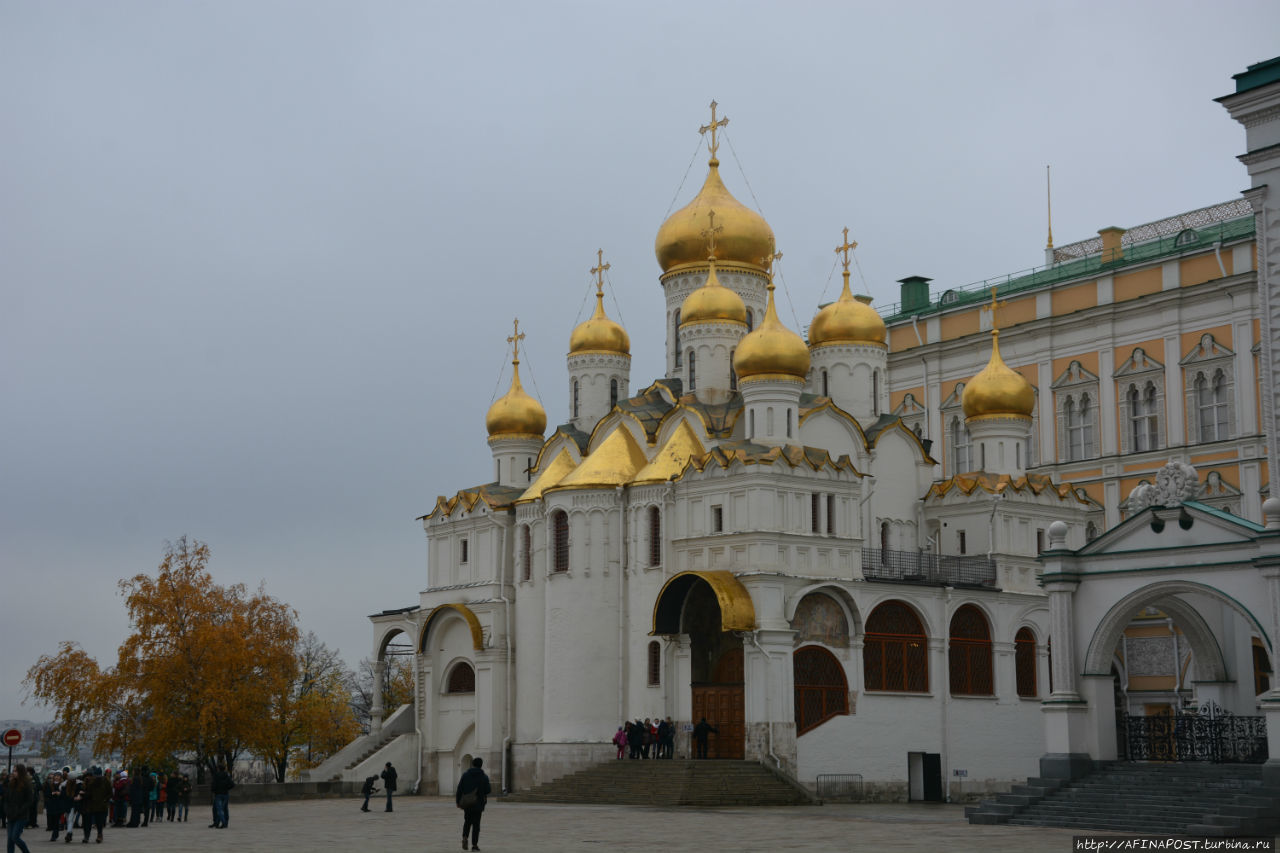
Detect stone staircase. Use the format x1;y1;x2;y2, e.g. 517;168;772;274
967;763;1280;836
342;730;401;772
506;759;815;807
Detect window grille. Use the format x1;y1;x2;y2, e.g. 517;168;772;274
521;525;532;582
793;646;849;735
446;663;475;694
948;605;993;695
552;510;569;572
610;378;619;409
1015;628;1037;697
673;311;681;367
648;506;662;567
688;350;696;390
572;380;580;419
826;494;835;535
811;493;820;533
863;601;928;693
647;641;661;686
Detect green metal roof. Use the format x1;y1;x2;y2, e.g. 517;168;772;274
1232;56;1280;94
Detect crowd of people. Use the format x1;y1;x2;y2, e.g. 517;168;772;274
613;717;677;760
1;761;231;850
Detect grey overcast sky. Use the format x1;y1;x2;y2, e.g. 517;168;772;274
3;0;1278;721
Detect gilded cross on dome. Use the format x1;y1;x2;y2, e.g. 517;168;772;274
760;246;782;277
834;227;858;273
699;100;729;160
701;209;724;260
507;317;525;361
982;287;1009;331
590;249;610;295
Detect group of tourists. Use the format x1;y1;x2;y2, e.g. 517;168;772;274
1;760;235;851
108;767;194;828
613;716;676;760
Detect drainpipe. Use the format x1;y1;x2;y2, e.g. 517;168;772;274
411;641;422;794
497;517;514;794
1213;241;1226;279
618;485;628;730
941;588;951;802
743;631;781;770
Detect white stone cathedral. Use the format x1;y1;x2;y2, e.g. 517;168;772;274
311;76;1280;801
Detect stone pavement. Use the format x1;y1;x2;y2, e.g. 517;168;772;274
49;796;1086;852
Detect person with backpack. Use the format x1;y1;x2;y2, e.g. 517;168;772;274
454;758;491;852
359;775;378;812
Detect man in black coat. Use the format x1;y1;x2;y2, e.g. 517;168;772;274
693;717;719;759
455;757;491;852
380;762;397;812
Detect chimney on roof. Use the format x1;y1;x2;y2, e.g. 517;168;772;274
898;276;932;314
1099;226;1125;263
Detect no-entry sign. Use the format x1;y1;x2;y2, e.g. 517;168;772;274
1;729;20;747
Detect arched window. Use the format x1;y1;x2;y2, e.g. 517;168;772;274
949;605;993;695
647;640;661;686
552;510;569;572
749;409;756;438
729;349;737;390
863;601;928;692
1254;641;1272;696
822;369;829;398
880;521;890;555
610;378;619;409
872;370;880;416
793;646;849;735
673;311;682;367
746;308;754;332
1128;382;1160;452
446;662;475;694
786;408;792;438
572;379;580;420
520;524;532;582
648;506;662;567
687;350;696;391
1015;627;1037;698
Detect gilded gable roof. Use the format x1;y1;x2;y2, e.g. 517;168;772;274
422;482;526;520
634;419;706;484
517;448;578;503
552;425;650;491
925;471;1098;505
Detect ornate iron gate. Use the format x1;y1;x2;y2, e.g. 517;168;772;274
1123;712;1268;763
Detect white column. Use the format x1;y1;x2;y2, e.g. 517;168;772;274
371;659;387;736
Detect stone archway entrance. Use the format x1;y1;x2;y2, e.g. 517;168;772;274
653;571;756;761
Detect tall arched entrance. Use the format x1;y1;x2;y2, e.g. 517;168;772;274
653;571;756;760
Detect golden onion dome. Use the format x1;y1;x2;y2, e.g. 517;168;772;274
962;331;1035;419
808;270;887;347
569;288;630;356
655;159;775;273
734;282;811;381
680;258;747;327
486;358;547;439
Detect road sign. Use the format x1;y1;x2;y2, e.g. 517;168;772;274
1;729;20;747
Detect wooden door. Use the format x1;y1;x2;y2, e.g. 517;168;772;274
691;685;745;759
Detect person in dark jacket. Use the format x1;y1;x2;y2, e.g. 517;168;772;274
43;772;67;841
455;758;491;852
693;717;719;759
209;764;234;829
359;775;378;812
80;767;111;844
3;764;35;853
125;770;146;828
379;762;397;813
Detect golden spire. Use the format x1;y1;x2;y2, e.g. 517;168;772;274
1046;165;1054;251
487;318;547;438
570;250;629;355
699;100;729;161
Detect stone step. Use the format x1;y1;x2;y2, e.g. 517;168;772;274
508;759;812;807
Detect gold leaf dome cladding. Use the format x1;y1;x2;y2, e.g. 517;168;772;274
569;292;630;355
808;274;886;347
654;159;775;274
734;283;810;380
486;360;547;438
679;259;747;326
961;331;1034;419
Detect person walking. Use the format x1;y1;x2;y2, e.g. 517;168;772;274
359;775;378;812
80;767;110;844
4;764;35;853
693;717;718;759
43;772;67;842
209;763;233;829
612;726;627;759
175;775;190;822
380;762;397;812
454;758;491;852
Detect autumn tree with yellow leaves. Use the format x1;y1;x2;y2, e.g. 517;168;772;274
26;537;355;781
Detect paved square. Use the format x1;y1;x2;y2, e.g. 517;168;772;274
41;796;1086;852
